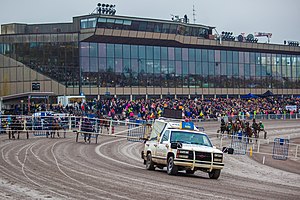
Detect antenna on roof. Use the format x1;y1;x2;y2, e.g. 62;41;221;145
192;5;196;24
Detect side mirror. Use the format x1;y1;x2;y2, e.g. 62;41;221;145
228;148;234;154
171;143;177;149
171;142;182;149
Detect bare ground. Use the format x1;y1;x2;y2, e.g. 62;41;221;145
0;119;299;200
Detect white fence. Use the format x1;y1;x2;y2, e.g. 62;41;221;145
0;114;151;143
218;133;299;160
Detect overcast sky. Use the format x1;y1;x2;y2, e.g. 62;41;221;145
1;0;299;44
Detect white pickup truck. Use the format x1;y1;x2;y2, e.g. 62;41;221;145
141;119;224;179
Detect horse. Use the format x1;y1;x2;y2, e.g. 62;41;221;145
99;115;110;134
81;117;94;143
251;120;259;138
9;117;24;139
46;117;61;138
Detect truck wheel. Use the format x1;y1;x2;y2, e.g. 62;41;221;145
208;169;221;179
186;169;195;175
167;156;178;175
146;153;155;170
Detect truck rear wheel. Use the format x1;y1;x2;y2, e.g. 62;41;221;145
146;153;155;170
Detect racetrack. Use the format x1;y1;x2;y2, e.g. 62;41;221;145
0;120;299;200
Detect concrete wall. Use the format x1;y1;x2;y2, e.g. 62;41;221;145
0;54;66;97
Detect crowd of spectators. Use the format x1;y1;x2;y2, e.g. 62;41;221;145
5;96;300;121
21;96;299;121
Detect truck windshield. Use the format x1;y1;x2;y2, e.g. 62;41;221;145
170;131;212;147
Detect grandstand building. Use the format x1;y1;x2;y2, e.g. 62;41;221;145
1;11;300;100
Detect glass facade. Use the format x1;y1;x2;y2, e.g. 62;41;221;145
80;42;300;89
0;34;79;87
1;15;300;97
80;17;211;38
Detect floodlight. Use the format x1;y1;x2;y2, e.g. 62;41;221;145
221;31;236;41
288;41;299;46
238;35;243;42
246;34;254;40
96;3;117;15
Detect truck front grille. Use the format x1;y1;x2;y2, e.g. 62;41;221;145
195;152;212;162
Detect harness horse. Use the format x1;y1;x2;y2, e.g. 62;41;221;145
9;117;29;139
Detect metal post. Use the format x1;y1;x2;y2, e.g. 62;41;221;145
68;116;72;131
21;100;24;116
109;119;113;134
257;140;260;153
79;117;82;131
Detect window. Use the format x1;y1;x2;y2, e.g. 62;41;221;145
175;48;181;60
138;45;145;59
146;46;153;59
233;51;239;63
115;58;123;73
88;18;97;28
227;51;233;63
107;44;114;58
161;47;167;60
80;19;88;29
154;23;162;33
123;45;130;58
182;48;188;61
146;22;155;32
221;51;226;62
115;19;123;24
98;18;107;23
89;43;98;57
123;20;132;26
161;130;170;143
115;44;122;58
80;42;89;57
169;24;177;34
162;24;170;33
168;47;174;60
131;45;138;59
202;49;208;62
81;18;97;29
189;61;196;75
208;50;214;62
154;46;160;60
188;49;195;61
98;43;106;57
196;49;201;61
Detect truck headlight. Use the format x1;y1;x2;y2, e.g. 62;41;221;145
214;153;223;158
213;153;223;162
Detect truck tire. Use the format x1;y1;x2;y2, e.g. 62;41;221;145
146;153;155;170
167;156;178;175
208;169;221;179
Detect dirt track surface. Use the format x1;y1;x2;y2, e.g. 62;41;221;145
0;120;299;200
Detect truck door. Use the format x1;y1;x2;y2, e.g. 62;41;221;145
156;130;170;164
